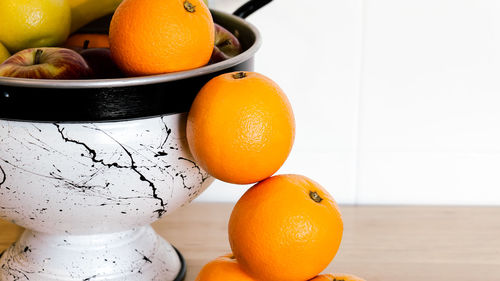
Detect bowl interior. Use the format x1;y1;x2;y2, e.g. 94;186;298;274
0;10;261;122
78;10;257;58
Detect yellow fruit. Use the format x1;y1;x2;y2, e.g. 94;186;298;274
68;0;122;33
0;42;10;64
0;0;71;53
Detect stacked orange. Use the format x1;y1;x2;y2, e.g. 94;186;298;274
186;71;295;184
188;72;365;280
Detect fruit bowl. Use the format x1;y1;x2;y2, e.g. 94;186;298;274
0;9;262;122
0;3;266;280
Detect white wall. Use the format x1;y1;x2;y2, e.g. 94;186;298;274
195;0;500;205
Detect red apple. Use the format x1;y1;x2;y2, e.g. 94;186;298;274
80;47;124;79
209;23;242;64
0;47;91;79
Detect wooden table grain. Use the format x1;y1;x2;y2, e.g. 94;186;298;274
1;203;500;281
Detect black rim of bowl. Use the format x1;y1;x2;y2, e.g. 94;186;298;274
0;10;261;122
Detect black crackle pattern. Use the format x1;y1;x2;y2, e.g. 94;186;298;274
0;226;181;280
0;114;212;234
0;242;33;280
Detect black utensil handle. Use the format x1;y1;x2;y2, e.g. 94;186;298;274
233;0;272;19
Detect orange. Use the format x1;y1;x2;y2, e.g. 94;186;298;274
228;174;343;281
63;33;110;49
310;273;367;281
195;253;256;281
186;71;295;184
109;0;214;76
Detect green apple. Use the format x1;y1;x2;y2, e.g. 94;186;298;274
0;42;10;64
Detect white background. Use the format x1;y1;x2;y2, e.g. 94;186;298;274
195;0;500;205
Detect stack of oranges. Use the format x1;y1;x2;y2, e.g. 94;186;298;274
187;72;365;281
102;0;366;279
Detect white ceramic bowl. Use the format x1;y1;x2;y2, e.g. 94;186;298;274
0;114;213;280
0;7;263;280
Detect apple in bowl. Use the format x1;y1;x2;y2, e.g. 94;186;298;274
80;47;124;79
0;47;91;79
209;23;242;64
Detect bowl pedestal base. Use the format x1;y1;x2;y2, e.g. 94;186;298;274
0;226;184;281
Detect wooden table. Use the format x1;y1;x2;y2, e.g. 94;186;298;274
1;203;500;281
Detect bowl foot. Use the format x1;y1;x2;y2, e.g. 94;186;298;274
0;226;185;281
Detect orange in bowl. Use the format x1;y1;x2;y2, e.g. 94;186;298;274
109;0;214;76
63;33;110;49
